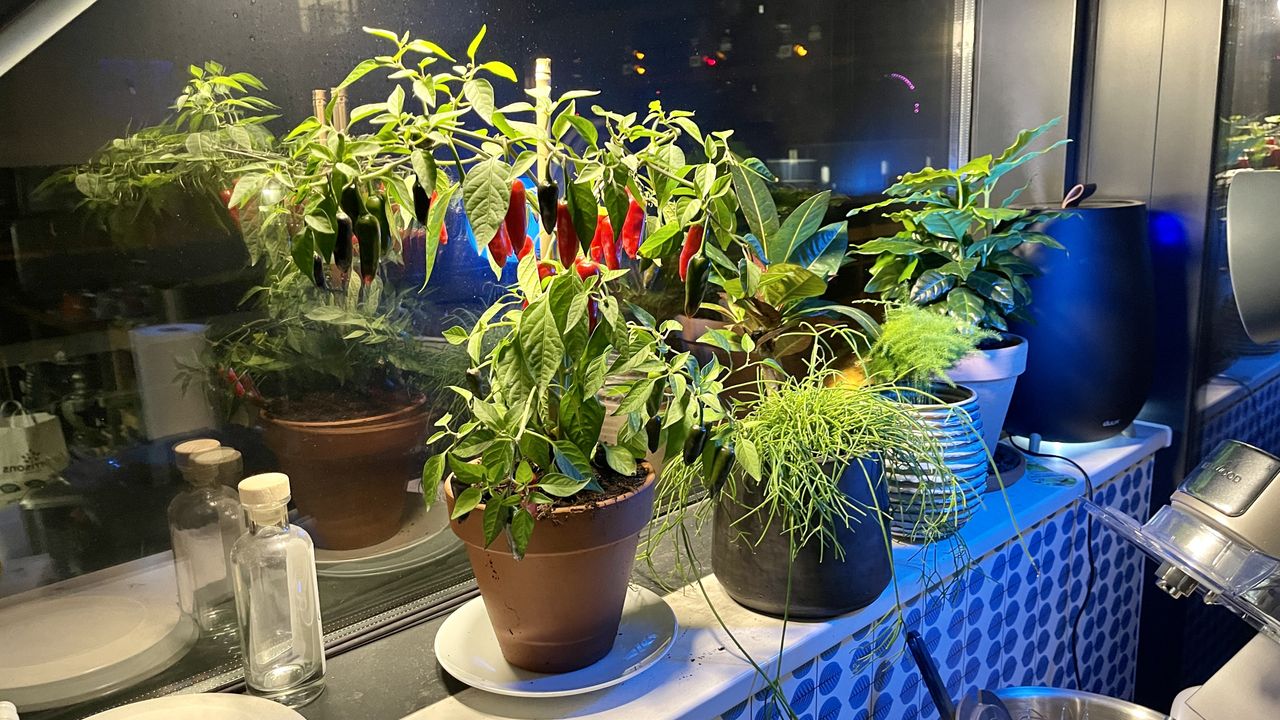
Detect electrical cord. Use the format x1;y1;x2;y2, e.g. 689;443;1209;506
1007;438;1094;693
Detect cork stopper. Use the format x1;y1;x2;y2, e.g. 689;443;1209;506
174;439;220;474
189;447;243;487
239;472;291;509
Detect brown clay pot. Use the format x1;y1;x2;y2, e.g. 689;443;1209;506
261;397;430;550
445;465;656;673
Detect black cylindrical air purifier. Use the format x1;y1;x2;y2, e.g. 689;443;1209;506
1006;199;1155;443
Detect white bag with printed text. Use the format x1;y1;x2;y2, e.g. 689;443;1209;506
0;402;70;509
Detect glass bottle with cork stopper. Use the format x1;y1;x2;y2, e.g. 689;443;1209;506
230;472;325;707
167;441;244;638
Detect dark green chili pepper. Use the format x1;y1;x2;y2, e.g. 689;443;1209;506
412;182;432;225
355;211;381;284
365;194;392;254
708;443;735;494
683;255;711;318
340;184;364;222
537;177;559;236
334;216;354;272
312;255;325;288
683;424;707;465
645;414;662;453
465;368;482;396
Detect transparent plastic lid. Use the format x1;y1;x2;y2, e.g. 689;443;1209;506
1086;501;1280;641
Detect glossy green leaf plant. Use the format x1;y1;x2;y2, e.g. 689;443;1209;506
421;254;728;556
850;117;1070;331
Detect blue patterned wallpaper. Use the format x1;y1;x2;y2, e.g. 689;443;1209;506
717;457;1154;720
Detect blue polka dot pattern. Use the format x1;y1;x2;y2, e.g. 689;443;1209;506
715;455;1154;720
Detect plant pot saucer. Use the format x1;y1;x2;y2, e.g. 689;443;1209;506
982;441;1027;493
435;585;676;697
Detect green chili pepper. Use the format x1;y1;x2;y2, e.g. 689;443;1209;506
334;216;354;272
312;255;325;289
645;414;662;453
465;368;482;396
708;443;735;494
355;212;381;284
683;424;707;465
340;184;364;222
365;194;392;254
537;177;558;236
683;255;711;318
412;178;431;225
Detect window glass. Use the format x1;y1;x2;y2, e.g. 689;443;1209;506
0;1;960;716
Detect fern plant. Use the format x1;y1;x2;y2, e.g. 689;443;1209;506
850;118;1069;331
862;305;995;390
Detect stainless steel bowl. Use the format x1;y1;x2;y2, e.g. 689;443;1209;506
996;687;1170;720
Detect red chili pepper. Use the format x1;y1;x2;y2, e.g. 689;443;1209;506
505;180;527;250
555;201;578;263
537;261;556;281
516;234;536;260
487;223;513;265
572;259;601;332
219;187;240;226
620;195;646;259
590;217;618;270
679;224;704;282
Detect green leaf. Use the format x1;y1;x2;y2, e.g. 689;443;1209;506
603;444;637;476
770;190;830;265
467;24;487;61
510;508;535;557
519;300;562;387
967;271;1016;311
944;288;986;326
736;438;762;481
563;395;605;457
338;58;380;88
450;487;482;519
565;179;598;253
638;222;682;258
482;500;507;547
448;453;487;482
462;157;510;251
553;440;594;480
515;461;534;486
910;269;955;305
920;210;973;240
304;214;335;235
479;60;518;82
422;183;456;288
362;26;401;44
538;472;590;497
463;78;496;124
730;162;780;243
422;454;446;503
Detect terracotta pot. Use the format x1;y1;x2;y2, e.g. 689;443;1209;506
260;397;430;550
445;466;656;673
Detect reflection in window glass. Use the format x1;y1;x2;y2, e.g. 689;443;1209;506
0;1;959;716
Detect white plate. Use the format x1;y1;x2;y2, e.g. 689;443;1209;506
435;585;677;698
86;693;305;719
0;562;196;711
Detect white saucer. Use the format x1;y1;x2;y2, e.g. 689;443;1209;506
435;585;677;698
86;693;305;719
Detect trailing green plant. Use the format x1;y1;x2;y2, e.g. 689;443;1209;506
850;117;1070;331
862;304;995;390
421;254;728;556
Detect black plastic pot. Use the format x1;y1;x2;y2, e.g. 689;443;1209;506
711;458;892;618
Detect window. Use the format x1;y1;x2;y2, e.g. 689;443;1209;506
0;1;963;716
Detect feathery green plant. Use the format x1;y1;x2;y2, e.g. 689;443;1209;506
863;304;994;389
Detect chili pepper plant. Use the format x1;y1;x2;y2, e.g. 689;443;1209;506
421;253;726;554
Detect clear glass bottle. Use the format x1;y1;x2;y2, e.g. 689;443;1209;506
230;472;325;707
168;442;244;638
